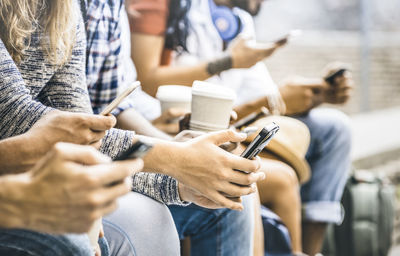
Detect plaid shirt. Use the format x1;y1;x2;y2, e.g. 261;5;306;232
84;0;134;115
81;0;185;206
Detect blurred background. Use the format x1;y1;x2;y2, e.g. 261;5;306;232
254;0;400;254
255;0;400;114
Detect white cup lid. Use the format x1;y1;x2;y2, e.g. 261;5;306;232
156;85;192;102
192;80;236;101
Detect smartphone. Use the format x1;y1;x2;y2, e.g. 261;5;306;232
114;140;153;161
100;81;141;116
240;122;279;159
324;68;347;86
273;29;302;45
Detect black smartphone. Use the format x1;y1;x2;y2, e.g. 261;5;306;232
114;140;153;161
240;122;279;159
324;68;347;86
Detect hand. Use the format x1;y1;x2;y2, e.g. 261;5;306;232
159;130;265;210
324;70;353;104
174;130;205;142
229;35;283;69
178;182;243;209
27;110;116;151
279;77;327;115
152;108;189;135
1;143;143;234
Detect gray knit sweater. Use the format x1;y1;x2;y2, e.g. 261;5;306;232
0;16;183;205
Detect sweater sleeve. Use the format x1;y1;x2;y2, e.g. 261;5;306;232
37;20;93;114
99;128;186;205
0;40;53;139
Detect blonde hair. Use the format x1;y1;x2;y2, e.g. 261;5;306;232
0;0;77;65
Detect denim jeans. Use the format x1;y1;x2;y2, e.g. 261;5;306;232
0;229;93;256
295;108;352;224
168;194;255;256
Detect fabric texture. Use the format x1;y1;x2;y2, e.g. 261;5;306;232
295;108;351;223
103;192;180;256
0;230;92;256
127;0;169;36
83;0;183;205
168;194;255;256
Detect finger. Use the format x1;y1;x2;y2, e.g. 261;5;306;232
92;178;133;206
229;155;261;173
209;191;244;211
167;108;190;119
87;114;116;131
228;170;265;185
219;142;239;152
217;182;257;197
206;130;247;146
91;159;143;186
52;142;111;165
88;130;107;144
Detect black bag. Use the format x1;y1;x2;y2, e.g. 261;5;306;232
322;170;396;256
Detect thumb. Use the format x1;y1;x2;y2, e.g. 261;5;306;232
206;130;247;146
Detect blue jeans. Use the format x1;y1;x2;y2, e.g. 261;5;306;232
0;229;93;256
168;194;255;256
295;108;352;224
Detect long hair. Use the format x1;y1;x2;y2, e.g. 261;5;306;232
0;0;77;65
164;0;191;52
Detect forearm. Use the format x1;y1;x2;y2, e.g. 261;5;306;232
234;96;269;121
0;134;49;175
139;63;210;97
116;108;172;140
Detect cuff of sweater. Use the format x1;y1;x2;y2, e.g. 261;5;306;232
100;128;135;159
132;172;190;206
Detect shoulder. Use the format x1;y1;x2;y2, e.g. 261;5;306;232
233;7;256;37
127;0;169;35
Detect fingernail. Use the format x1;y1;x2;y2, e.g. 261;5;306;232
251;183;257;192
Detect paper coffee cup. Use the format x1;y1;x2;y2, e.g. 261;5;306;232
190;80;236;132
156;85;192;113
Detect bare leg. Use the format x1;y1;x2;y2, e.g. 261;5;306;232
256;154;303;254
253;191;264;256
302;222;326;256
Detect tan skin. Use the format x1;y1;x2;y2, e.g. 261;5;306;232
0;110;116;175
129;1;353;254
128;17;284;97
0;142;142;234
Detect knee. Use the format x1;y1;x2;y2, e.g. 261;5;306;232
104;192;180;256
275;164;300;192
310;108;352;151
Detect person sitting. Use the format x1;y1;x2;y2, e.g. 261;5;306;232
0;112;142;255
0;0;265;255
126;0;353;255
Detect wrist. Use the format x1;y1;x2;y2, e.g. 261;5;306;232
142;140;183;177
207;55;233;75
